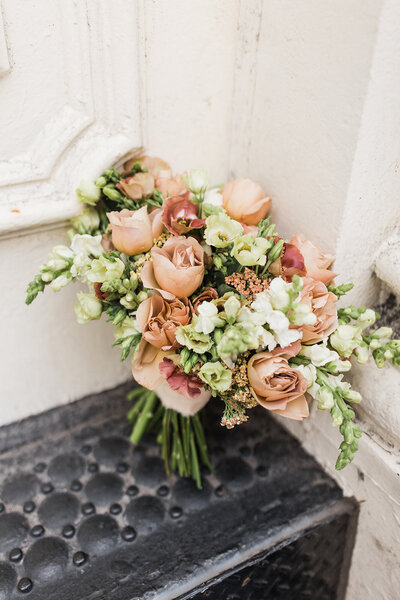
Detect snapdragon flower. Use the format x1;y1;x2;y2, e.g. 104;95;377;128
76;179;101;206
74;292;102;323
330;324;363;358
86;255;125;284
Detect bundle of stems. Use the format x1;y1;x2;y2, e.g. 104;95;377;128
127;387;213;488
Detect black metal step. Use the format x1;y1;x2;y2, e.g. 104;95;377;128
0;383;357;600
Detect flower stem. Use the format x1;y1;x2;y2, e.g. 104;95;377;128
130;391;157;444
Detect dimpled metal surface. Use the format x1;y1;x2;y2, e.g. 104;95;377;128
0;383;357;600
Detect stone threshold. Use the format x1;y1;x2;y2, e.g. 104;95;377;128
0;383;358;600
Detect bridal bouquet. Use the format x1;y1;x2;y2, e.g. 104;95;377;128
26;152;400;487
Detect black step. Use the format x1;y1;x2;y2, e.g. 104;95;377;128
0;383;357;600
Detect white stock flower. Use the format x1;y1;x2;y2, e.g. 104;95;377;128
292;302;317;326
250;291;302;348
268;277;292;310
330;324;363;358
316;387;335;410
357;308;376;329
194;302;225;335
204;188;223;207
74;292;102;324
301;343;339;367
70;253;92;280
71;234;103;257
256;327;277;351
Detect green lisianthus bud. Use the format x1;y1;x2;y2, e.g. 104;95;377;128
343;389;362;403
204;213;243;248
267;239;285;263
74;292;102;324
224;295;241;322
175;324;213;353
213;255;223;269
198;361;232;393
95;176;107;188
130;272;138;291
102;185;124;202
71;207;100;234
330;325;363;358
231;234;270;267
76;180;101;206
137;291;148;303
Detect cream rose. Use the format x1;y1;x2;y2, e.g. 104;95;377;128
247;345;309;421
107;207;163;256
140;236;204;299
117;172;155;200
222;178;271;226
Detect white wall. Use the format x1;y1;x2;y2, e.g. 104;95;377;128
229;2;400;599
0;1;399;598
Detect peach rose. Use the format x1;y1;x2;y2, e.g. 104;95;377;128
107;207;163;256
124;155;172;179
297;278;338;345
117;172;154;200
222;178;272;226
140;236;204;299
136;294;191;350
290;233;336;285
248;345;309;421
131;339;167;390
155;174;186;198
